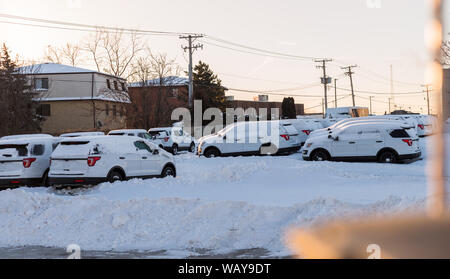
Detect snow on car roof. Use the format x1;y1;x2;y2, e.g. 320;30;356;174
109;129;148;134
1;134;53;140
60;132;105;137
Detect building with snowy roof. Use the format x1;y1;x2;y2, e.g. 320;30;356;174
18;63;129;134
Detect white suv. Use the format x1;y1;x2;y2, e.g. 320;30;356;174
0;135;60;187
198;121;301;158
49;136;176;186
108;129;163;148
302;122;421;163
148;127;196;155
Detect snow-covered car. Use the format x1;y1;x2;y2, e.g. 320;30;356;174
60;132;105;138
49;136;176;186
0;135;60;187
108;129;163;147
302;121;421;163
309;116;417;140
281;119;323;146
198;121;301;158
410;114;434;137
148;127;196;155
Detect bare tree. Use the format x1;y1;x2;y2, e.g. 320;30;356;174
127;50;183;129
43;43;83;66
85;28;145;79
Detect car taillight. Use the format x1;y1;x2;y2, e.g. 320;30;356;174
418;124;424;130
23;158;36;168
402;139;413;146
87;156;101;167
302;130;311;136
164;137;169;142
280;134;290;141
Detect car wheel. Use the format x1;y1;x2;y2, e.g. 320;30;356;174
204;148;220;158
189;142;196;153
259;143;278;155
311;150;329;161
107;171;124;183
161;165;176;178
378;151;397;163
42;170;49;187
172;144;178;155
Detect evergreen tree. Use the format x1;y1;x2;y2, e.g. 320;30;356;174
193;61;229;112
0;44;41;136
281;97;297;119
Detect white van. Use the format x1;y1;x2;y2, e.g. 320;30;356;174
302;122;421;163
148;127;196;155
49;136;176;186
0;135;60;187
198;121;301;158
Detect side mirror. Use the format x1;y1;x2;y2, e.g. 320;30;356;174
223;135;227;140
153;149;159;155
334;136;339;141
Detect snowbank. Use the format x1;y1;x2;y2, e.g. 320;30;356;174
0;189;423;256
0;136;446;256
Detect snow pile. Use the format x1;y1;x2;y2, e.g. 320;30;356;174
0;136;446;256
0;188;423;256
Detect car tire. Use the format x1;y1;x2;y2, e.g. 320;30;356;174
311;149;329;161
42;170;49;187
204;148;220;158
161;165;176;178
107;171;124;183
189;142;196;153
259;143;278;155
378;151;397;163
172;144;178;155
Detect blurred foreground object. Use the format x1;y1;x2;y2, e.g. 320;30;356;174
287;0;447;259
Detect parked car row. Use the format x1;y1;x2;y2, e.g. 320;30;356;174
0;114;432;189
0;134;176;188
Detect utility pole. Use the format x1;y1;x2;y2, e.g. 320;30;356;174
341;65;357;106
422;84;432;115
180;34;204;109
390;65;395;110
388;97;392;114
322;98;325;116
315;59;333;112
369;96;373;115
334;78;338;108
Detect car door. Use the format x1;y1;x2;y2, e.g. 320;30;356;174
122;141;141;178
356;129;384;157
134;140;160;176
331;126;359;158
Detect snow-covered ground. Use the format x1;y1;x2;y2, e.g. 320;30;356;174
0;134;448;258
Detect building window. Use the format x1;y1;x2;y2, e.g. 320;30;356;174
106;79;111;89
121;82;126;91
36;104;51;116
172;88;179;97
114;81;119;90
34;78;49;90
105;103;109;116
112;105;117;118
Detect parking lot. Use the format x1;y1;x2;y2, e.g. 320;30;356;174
0;133;447;258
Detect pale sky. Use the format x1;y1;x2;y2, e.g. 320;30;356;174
1;0;449;114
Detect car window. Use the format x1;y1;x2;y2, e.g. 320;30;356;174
52;143;60;151
31;144;45;156
109;132;125;136
0;144;28;157
389;129;410;138
134;141;152;153
128;133;134;136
